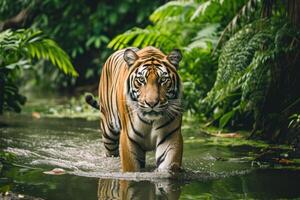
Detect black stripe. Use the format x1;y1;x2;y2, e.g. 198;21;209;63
175;73;180;99
105;58;115;122
127;133;145;152
156;145;172;167
156;65;165;74
138;158;145;168
129;115;144;138
156;151;166;167
125;101;145;152
138;114;152;125
130;150;145;168
104;144;119;151
127;75;132;98
104;141;118;145
155;116;175;130
113;53;124;74
108;123;120;136
102;133;118;143
157;125;181;147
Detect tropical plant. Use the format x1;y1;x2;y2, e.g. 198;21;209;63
0;0;164;90
202;0;300;143
0;28;77;114
203;18;299;129
108;0;300;144
108;0;249;112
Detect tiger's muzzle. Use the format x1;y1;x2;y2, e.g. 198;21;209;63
139;101;168;120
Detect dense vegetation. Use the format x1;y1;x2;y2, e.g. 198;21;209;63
0;29;77;114
0;0;163;113
0;0;164;89
108;0;300;146
0;0;299;146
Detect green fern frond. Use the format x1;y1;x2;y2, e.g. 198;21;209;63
186;23;219;50
190;1;212;21
203;20;266;109
202;18;296;128
150;1;196;23
0;29;78;76
214;0;259;53
108;26;177;52
26;38;77;76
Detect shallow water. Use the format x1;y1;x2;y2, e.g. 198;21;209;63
1;114;300;199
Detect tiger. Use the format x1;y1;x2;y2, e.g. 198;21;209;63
86;46;183;172
97;179;181;200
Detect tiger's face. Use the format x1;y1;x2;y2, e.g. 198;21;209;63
124;47;182;121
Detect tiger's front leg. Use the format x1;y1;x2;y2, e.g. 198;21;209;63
155;130;183;172
120;129;146;172
100;121;120;157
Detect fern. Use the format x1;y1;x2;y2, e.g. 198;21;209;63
150;1;196;23
214;0;259;52
108;0;249;53
108;26;175;51
202;18;298;128
0;28;77;114
190;1;213;21
186;23;219;50
107;0;259;113
0;29;78;76
204;21;271;107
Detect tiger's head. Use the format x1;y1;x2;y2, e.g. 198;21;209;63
124;46;182;121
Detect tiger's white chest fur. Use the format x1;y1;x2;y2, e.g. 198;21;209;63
128;113;181;151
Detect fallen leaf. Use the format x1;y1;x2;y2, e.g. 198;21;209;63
43;168;66;175
212;132;242;138
32;112;41;119
274;158;294;165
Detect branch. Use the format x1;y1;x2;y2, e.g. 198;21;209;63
0;8;30;31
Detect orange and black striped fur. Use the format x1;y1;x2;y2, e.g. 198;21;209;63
88;46;183;172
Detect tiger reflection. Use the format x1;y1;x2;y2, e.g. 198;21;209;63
97;179;181;200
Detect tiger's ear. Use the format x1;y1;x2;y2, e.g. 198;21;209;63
167;49;182;69
124;49;139;67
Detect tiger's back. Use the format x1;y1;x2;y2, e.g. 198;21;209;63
98;48;139;156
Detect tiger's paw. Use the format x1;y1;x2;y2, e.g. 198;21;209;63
156;163;183;174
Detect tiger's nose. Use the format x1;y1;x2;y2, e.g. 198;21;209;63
145;99;159;108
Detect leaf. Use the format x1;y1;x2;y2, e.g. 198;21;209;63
43;168;66;175
25;36;78;76
190;1;211;21
212;132;242;138
219;110;235;128
150;1;195;23
0;28;78;114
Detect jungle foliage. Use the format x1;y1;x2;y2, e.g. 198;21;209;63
0;0;299;145
0;28;76;114
108;0;255;112
0;0;164;89
109;0;300;144
0;0;162;114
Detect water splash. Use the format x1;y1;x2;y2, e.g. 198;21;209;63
1;114;253;181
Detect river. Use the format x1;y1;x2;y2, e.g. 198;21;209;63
1;113;300;199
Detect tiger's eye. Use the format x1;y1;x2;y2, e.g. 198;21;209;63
160;77;168;83
138;77;145;83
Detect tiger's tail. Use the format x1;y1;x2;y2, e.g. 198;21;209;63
85;94;100;110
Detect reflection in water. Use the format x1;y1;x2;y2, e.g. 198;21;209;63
97;179;181;200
